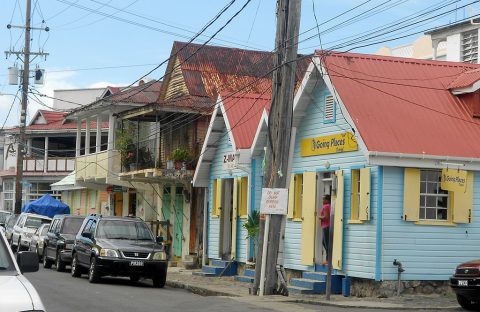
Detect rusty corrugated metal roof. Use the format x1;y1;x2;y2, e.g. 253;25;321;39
319;50;480;158
107;80;162;103
220;91;271;149
159;41;309;112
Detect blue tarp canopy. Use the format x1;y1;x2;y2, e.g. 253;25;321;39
22;194;70;218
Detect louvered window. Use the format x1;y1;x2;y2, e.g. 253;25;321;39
461;30;478;63
323;94;336;123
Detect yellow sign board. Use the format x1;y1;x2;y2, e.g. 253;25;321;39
441;168;467;193
300;132;358;157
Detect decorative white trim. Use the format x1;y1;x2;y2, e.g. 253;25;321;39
250;109;269;157
218;95;237;151
192;99;222;187
313;56;371;160
450;80;480;94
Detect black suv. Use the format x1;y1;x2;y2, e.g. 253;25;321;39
43;215;85;272
71;215;168;287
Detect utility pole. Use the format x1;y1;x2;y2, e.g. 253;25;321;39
253;0;301;296
6;0;48;214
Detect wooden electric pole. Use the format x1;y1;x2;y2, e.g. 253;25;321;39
6;0;48;214
253;0;301;296
13;0;32;215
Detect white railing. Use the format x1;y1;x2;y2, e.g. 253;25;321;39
23;157;75;172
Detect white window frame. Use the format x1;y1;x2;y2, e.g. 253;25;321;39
419;169;449;221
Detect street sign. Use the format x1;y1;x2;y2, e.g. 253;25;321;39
260;188;288;215
222;152;238;170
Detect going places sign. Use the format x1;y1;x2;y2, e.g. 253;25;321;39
300;131;358;157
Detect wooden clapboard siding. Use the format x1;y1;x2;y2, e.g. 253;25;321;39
284;82;376;278
382;167;480;281
343;167;378;279
164;57;189;100
208;124;251;261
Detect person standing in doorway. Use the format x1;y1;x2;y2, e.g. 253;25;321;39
319;194;331;265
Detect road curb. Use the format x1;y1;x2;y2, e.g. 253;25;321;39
166;280;239;297
166;277;458;310
288;298;460;310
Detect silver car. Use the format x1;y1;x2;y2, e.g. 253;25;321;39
0;229;46;311
11;213;52;252
4;214;18;244
29;223;50;261
0;210;12;229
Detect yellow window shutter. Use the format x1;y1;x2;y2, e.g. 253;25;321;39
294;174;304;219
301;172;316;265
333;170;344;270
231;178;238;258
359;167;371;221
212;179;218;216
403;168;420;221
239;177;248;217
213;178;223;217
287;175;295;219
453;172;474;224
351;170;359;220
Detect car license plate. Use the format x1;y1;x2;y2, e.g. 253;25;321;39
130;260;144;267
458;280;468;286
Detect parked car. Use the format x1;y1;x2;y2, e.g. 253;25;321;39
11;213;52;252
0;227;46;311
4;214;19;245
71;215;168;287
450;260;480;310
43;214;84;271
29;223;50;261
0;210;12;229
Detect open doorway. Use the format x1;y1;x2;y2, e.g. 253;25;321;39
219;179;233;260
315;172;332;271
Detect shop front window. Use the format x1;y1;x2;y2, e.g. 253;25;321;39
419;169;448;221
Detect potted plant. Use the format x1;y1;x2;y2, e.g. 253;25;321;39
170;148;190;170
243;210;260;262
116;126;135;171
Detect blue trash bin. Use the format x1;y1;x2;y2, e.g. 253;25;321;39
342;276;351;297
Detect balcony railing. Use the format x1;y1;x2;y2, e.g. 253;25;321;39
23;157;75;172
76;150;121;181
123;138;156;172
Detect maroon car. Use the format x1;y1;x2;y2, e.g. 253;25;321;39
450;260;480;310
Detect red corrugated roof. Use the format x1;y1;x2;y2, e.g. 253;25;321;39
319;51;480;158
40;110;67;124
221;92;271;149
448;68;480;89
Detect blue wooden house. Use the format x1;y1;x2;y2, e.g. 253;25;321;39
265;51;480;295
193;92;270;276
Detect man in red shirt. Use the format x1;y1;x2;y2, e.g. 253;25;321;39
319;194;331;265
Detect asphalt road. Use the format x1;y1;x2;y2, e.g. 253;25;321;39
25;266;465;312
26;266;279;312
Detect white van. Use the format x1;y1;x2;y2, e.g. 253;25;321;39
11;213;51;251
0;229;46;311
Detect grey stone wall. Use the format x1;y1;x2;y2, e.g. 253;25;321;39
350;278;454;298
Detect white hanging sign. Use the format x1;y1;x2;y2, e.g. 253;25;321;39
222;152;238;170
260;188;288;215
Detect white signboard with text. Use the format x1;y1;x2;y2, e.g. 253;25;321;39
260;188;288;215
222;153;238;170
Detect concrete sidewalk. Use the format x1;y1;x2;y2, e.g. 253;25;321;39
165;267;460;310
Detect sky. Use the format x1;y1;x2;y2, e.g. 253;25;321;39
0;0;478;127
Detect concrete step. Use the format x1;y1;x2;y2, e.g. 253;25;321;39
290;278;326;292
202;265;224;275
211;259;235;267
234;275;254;283
287;285;319;294
303;271;327;281
192;271;217;277
244;268;255;277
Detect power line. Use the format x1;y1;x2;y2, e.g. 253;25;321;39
0;89;21;130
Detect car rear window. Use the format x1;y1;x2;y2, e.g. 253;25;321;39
61;218;84;234
40;225;49;236
96;220;154;241
24;217;50;229
0;212;11;223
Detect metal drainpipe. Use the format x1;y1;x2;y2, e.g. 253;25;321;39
393;259;405;296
